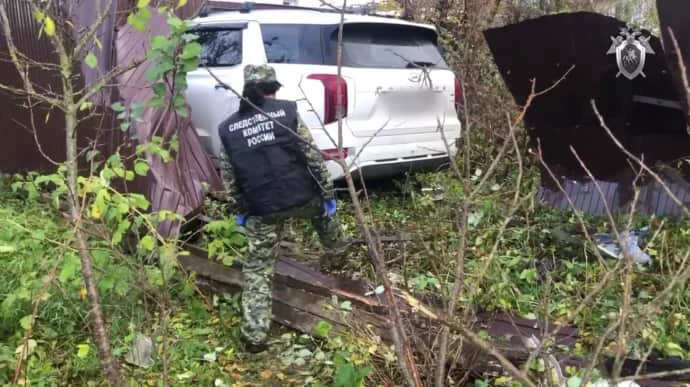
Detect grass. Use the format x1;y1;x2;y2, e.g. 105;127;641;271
0;180;375;386
3;142;690;385
283;149;690;377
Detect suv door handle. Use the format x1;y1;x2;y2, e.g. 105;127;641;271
214;83;229;90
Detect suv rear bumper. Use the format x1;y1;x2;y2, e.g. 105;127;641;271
325;138;459;181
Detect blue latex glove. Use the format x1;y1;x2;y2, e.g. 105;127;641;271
323;198;337;217
236;214;246;226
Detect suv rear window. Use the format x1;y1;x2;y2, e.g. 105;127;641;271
333;23;448;69
258;23;448;69
261;24;324;64
195;28;243;66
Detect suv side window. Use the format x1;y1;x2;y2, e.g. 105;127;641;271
196;28;243;66
261;24;324;64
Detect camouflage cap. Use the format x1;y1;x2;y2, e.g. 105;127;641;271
244;64;279;84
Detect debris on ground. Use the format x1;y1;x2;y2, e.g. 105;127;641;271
124;334;155;369
593;227;652;265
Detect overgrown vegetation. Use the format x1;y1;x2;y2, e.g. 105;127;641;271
0;179;382;386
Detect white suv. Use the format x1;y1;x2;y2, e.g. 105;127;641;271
185;3;462;181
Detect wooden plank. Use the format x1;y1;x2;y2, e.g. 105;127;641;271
180;252;393;341
178;245;690;385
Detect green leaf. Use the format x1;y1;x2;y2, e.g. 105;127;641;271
85;52;98;69
32;10;45;22
100;275;115;292
2;293;17;313
152;82;167;97
140;235;155;251
313;320;332;337
567;376;582;387
43;16;56;36
145;66;162;83
177;0;188;8
333;361;356;387
148;96;165;108
145;267;163;287
0;244;16;253
130;193;150;210
150;35;170;51
111;102;126;112
127;8;151;32
112;219;130;245
134;160;150;176
167;16;185;32
20;315;32;330
137;0;150;8
182;33;198;42
174;94;186;108
77;344;90;358
181;42;202;60
59;254;80;283
175;106;189;118
79;101;93;111
665;342;685;357
130;103;145;121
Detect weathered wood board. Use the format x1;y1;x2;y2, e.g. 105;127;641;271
178;243;689;386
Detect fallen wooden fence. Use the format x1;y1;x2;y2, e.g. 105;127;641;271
178;243;690;386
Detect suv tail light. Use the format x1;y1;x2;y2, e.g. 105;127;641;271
307;74;348;125
454;77;464;110
321;148;348;161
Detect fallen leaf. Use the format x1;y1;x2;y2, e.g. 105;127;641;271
260;370;273;380
77;343;90;358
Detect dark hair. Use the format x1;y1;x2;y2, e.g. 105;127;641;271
238;81;282;114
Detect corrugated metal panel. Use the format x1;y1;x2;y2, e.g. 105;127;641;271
1;0;222;237
537;176;690;217
0;0;115;173
115;6;222;236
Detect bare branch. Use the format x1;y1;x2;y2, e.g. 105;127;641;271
666;28;690;123
0;4;63;108
76;58;145;107
73;0;115;58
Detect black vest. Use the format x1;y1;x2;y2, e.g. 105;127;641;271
218;99;320;216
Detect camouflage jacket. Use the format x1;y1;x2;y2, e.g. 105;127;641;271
218;116;334;214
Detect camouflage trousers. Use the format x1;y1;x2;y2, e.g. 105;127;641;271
239;198;347;346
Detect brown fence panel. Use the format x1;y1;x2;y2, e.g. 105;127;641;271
0;0;120;174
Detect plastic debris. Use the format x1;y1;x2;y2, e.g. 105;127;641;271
593;227;652;265
124;334;155;369
421;185;445;201
588;381;640;387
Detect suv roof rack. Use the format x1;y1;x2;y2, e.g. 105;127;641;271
197;1;401;19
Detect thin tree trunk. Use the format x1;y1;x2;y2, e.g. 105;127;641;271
342;169;423;387
63;75;122;387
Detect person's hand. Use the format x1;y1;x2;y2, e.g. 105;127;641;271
322;198;337;217
236;214;246;226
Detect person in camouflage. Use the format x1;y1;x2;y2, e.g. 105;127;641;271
216;64;349;353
